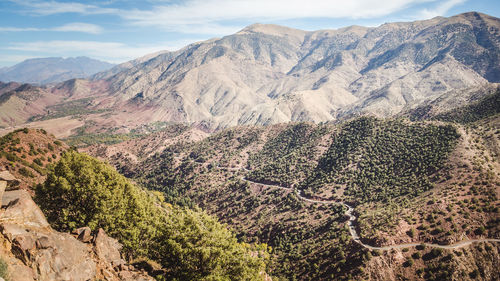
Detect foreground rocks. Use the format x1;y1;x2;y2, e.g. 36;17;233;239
0;188;154;281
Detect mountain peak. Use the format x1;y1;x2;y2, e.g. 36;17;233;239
238;23;306;38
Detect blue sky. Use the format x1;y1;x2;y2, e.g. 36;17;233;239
0;0;499;67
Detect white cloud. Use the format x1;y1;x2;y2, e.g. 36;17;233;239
415;0;467;19
0;23;103;34
8;0;117;15
8;0;455;35
0;27;41;32
120;0;439;34
52;23;103;34
4;40;197;63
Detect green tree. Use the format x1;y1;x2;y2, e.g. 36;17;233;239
36;151;268;280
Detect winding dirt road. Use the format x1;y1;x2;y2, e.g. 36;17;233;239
233;170;500;250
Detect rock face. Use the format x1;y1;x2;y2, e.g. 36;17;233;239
0;186;153;281
87;12;500;130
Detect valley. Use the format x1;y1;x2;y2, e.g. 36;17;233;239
81;112;499;280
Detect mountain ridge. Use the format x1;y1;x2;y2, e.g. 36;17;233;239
0;11;499;134
85;11;499;131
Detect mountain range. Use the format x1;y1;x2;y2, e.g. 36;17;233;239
0;56;114;85
0;12;499;133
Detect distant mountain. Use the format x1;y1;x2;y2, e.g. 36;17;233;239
89;12;499;130
0;57;115;84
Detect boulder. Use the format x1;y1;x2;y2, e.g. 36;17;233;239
0;171;15;181
6;264;35;281
0;190;97;281
0;188;154;281
72;226;92;243
1;190;49;228
0;223;28;241
94;228;123;265
11;234;36;263
35;235;54;249
31;232;96;281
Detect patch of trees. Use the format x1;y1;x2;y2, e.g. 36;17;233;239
434;89;500;124
246;123;329;187
301;117;460;204
36;151;268;280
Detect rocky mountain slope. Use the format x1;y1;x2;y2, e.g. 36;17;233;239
0;57;114;85
86;11;499;130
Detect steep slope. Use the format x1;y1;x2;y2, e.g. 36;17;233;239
0;57;114;85
91;50;172;80
84;12;500;130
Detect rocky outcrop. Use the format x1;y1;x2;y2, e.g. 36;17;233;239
93;228;153;281
0;182;153;280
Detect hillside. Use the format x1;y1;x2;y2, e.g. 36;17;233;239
0;128;68;190
0;57;114;85
0;130;270;280
86;113;500;280
0;79;109;130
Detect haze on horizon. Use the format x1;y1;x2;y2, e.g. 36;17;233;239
0;0;499;67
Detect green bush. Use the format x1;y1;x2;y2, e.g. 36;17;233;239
18;167;34;178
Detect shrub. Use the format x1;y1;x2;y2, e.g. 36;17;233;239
33;158;43;166
18;167;34;178
404;258;414;267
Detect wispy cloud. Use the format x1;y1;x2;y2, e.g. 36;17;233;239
0;23;103;34
415;0;467;19
5;40;195;63
8;0;117;15
8;0;452;35
52;23;103;34
0;27;40;32
121;0;437;34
